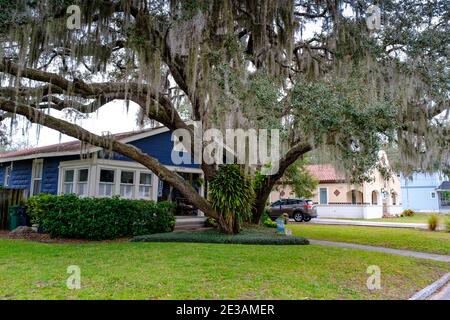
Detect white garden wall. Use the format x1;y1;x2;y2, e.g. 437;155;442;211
316;204;383;219
385;205;403;215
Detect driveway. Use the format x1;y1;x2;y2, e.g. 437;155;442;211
303;218;429;229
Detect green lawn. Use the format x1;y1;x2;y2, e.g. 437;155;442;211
0;238;448;300
334;213;448;224
289;224;450;255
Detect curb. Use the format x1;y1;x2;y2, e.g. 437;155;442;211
409;272;450;300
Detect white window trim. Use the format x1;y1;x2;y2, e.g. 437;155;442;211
98;167;117;197
61;167;90;196
62;168;75;194
58;158;96;196
30;159;43;196
3;163;12;187
137;171;153;199
431;191;436;199
119;170;136;198
58;157;203;201
76;168;90;196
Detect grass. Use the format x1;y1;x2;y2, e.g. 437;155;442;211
132;227;309;245
333;213;447;224
0;238;448;300
289;224;450;255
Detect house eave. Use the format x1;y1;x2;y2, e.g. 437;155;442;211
0;125;172;164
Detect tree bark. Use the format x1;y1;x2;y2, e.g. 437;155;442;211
252;142;312;224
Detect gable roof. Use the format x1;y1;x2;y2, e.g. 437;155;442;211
437;181;450;191
0;125;168;163
306;164;346;183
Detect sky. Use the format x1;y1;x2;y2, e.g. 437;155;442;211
7;100;148;148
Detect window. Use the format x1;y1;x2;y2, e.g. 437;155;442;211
31;159;43;196
139;172;152;198
77;169;89;196
271;200;281;207
351;190;357;204
99;169;115;197
62;168;89;196
431;192;436;199
319;188;328;204
3;164;12;187
63;169;75;194
120;171;135;198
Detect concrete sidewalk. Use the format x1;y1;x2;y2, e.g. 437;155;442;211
429;282;450;300
306;218;429;229
309;239;450;262
409;273;450;300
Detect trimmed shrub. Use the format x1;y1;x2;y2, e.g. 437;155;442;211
428;214;439;231
132;227;309;245
26;193;56;225
26;194;175;240
263;218;277;228
402;209;415;217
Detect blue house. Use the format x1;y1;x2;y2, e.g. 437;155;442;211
0;126;204;214
400;172;450;213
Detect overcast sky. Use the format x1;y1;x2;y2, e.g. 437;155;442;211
7;100;148;148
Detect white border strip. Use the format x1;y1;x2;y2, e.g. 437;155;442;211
409;272;450;300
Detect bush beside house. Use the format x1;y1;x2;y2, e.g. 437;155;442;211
26;194;175;240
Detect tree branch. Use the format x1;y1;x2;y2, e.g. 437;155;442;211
0;97;217;219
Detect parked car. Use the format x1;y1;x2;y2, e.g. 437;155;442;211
267;198;317;222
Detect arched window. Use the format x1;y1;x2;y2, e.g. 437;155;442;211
371;191;378;205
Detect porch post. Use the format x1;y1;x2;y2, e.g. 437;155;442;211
197;172;205;217
152;173;159;201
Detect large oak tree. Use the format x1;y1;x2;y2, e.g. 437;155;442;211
0;0;448;233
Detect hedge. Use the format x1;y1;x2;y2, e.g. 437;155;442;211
26;194;176;240
132;227;310;245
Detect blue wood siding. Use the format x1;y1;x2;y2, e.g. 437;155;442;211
0;155;79;194
7;160;32;190
1;129;199;195
0;165;4;184
104;131;198;168
42;156;79;194
400;173;442;211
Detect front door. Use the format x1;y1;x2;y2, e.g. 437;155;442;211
319;188;328;204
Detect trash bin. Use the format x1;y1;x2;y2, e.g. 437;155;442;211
7;205;21;230
17;206;30;227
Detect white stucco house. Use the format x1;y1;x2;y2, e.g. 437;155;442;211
269;151;403;219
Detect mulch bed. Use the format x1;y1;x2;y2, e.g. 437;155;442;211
0;230;130;244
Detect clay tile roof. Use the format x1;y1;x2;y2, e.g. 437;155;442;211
306;164;346;183
0;127;158;160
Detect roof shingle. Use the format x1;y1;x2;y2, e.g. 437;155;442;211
0;128;156;160
306;164;346;182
